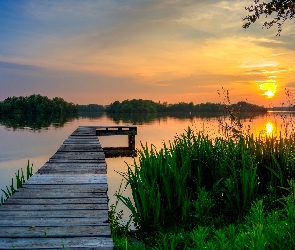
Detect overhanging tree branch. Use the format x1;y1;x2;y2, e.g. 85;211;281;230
243;0;295;35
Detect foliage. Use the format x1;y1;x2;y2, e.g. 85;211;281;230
0;94;78;114
108;182;145;249
106;99;159;113
1;160;33;205
109;89;294;249
110;127;295;248
243;0;295;35
106;98;267;114
78;104;105;112
111;179;295;249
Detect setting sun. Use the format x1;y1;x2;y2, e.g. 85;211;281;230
259;79;277;99
265;90;275;98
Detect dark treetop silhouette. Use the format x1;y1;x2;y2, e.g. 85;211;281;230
243;0;295;35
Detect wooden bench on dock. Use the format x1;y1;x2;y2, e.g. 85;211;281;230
0;126;127;249
96;126;137;157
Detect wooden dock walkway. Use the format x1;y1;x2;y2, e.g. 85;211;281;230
0;126;114;249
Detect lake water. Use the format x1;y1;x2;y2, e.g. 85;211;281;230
1;111;294;221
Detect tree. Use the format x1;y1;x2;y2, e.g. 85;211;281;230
243;0;295;35
0;95;78;114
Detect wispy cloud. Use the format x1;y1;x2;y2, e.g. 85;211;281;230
0;61;42;71
240;59;279;68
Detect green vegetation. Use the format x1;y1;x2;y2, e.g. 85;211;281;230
1;160;33;205
0;94;78;114
106;99;267;114
109;126;295;249
106;100;159;113
78;104;105;112
0;95;268;115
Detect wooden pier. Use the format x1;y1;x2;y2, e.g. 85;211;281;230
0;126;129;249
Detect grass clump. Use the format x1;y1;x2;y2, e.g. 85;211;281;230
1;160;33;205
110;127;295;249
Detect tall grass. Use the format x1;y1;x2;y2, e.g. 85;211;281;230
110;90;295;248
117;127;295;238
0;160;33;205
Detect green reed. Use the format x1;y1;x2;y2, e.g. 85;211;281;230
0;160;33;205
117;127;295;236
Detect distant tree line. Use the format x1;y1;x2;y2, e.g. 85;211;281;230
0;94;78;114
106;100;159;113
78;104;105;112
269;106;295;111
106;99;267;113
0;95;268;115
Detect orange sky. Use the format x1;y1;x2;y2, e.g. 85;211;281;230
1;1;295;107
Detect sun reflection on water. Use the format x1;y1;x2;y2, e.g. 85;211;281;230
265;120;275;136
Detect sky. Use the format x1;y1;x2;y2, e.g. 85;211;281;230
0;0;295;106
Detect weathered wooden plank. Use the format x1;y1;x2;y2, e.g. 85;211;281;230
0;217;109;226
10;193;107;200
20;184;108;192
71;129;97;133
57;144;104;152
24;174;107;185
41;162;107;168
63;140;102;144
47;159;106;164
0;203;108;210
65;139;99;142
71;130;97;133
69;135;100;138
48;159;106;163
63;140;100;144
48;157;105;162
50;152;105;159
54;151;104;154
0;225;111;238
3;197;108;205
71;129;97;132
72;126;98;132
37;170;107;175
0;237;113;249
37;167;106;175
72;128;97;131
0;209;107;218
68;135;98;138
11;192;107;199
70;132;97;135
61;142;100;146
67;136;98;139
53;152;104;156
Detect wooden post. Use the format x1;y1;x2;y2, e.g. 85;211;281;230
128;134;135;150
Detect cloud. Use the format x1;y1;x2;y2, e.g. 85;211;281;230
246;68;288;75
0;61;42;71
240;59;279;68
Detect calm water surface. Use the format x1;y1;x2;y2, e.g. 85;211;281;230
0;112;294;220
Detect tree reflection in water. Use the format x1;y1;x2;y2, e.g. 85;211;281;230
0;113;79;131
